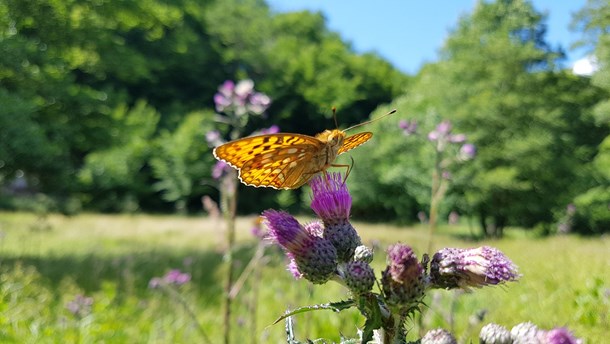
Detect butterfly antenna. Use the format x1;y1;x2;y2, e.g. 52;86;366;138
344;109;397;132
332;106;339;129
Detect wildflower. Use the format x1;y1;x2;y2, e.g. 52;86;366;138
248;92;272;114
511;322;543;344
66;294;93;318
342;261;375;294
214;79;270;115
399;119;418;135
429;246;519;290
310;173;361;262
480;323;512;344
212;160;231;180
543;327;582;344
263;209;337;284
421;328;457;344
381;244;425;309
459;143;477;160
149;269;191;289
205;130;223;147
259;124;280;135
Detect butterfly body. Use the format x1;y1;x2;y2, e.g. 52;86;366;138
213;129;372;189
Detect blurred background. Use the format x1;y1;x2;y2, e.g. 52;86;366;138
2;0;607;234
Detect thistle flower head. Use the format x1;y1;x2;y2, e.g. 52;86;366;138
263;209;338;284
310;173;361;262
543;327;582;344
480;323;512;344
343;261;375;294
310;172;352;224
353;245;374;264
511;322;543;344
429;246;519;290
381;244;425;309
422;328;457;344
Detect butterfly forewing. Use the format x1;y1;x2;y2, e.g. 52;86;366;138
338;132;373;155
213;133;324;189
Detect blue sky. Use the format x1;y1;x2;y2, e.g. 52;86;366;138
266;0;589;74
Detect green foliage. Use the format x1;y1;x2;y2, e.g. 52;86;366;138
351;0;608;235
150;111;216;213
0;0;406;212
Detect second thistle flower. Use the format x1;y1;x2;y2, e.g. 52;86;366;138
310;173;362;262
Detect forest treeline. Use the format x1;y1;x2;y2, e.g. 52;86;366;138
1;0;608;234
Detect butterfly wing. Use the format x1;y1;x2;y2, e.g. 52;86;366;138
338;132;373;155
213;133;323;189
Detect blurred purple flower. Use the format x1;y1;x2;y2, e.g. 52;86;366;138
149;269;191;289
566;203;576;216
66;294;93;318
437;120;452;134
214;79;271;115
212;160;231;180
429;246;520;290
543;327;582;344
206;130;223;147
460;143;477;160
259;125;280;135
399;119;418;136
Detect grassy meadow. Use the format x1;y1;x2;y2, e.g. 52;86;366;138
0;211;607;343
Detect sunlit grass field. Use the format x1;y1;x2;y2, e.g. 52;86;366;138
0;211;607;343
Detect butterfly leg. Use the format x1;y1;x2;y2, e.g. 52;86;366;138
330;156;354;184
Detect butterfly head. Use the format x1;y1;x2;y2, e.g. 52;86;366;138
316;129;346;148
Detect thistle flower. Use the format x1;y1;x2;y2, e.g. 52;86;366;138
263;209;337;284
353;245;374;264
149;269;191;288
480;323;512;344
343;261;375;294
310;173;361;262
66;294;93;318
429;246;519;290
511;322;543;344
421;328;457;344
399;119;418;135
459;143;477;160
212;160;231;180
543;327;582;344
381;244;425;309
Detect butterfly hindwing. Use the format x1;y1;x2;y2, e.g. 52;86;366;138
338;132;373;155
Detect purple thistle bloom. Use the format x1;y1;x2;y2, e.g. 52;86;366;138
206;130;223;147
212;160;231;180
422;328;457;344
260;124;279;135
66;294;94;318
459;143;477;160
234;79;254;98
429;246;520;290
436;120;452;135
399;119;418;135
218;80;235;96
381;244;425;309
248;92;272;114
543;328;582;344
310;173;361;262
263;209;338;284
150;269;191;288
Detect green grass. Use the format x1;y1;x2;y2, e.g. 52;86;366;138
0;212;607;343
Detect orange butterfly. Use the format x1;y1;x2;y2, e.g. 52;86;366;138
213;109;396;189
